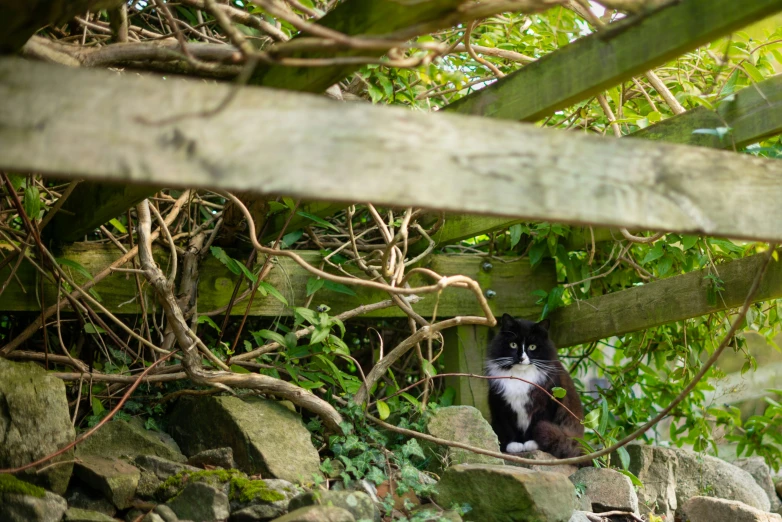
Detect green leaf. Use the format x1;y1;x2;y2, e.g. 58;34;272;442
91;397;105;417
377;400;391;420
297;210;339;232
402;439;425;460
552;387;567;399
306;277;325;296
258;282;288;305
197;315;221;333
230;364;251;374
56;258;94;281
617;446;631;470
109;218;127;234
528;241;548;267
23;185;40;220
295;307;318;325
743;62;765;83
322;280;357;297
281;230;304;248
84;323;106;334
583;409;600;430
310;327;330;345
509;224;523;249
210;246;244;277
7;174;25;190
681;235;698;250
642;243;664;265
617;469;644;488
255;329;287;346
422;359;437;377
599;400;609;434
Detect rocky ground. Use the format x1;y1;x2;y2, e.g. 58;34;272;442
2;359;782;522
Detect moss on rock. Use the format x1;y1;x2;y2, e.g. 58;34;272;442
0;473;46;498
160;468;285;503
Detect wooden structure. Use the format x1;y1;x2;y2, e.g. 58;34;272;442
2;0;782;416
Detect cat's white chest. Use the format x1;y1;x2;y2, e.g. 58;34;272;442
488;364;545;433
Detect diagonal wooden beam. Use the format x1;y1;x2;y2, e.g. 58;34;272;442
444;0;782;121
3;58;782;243
550;253;782;347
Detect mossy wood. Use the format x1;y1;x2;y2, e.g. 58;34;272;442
550;253;782;347
444;0;782;121
631;73;782;149
5;60;782;242
0;244;555;318
442;325;493;419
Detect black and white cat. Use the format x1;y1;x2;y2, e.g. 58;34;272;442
485;314;584;458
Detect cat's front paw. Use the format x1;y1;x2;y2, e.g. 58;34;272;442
522;440;539;451
506;442;526;453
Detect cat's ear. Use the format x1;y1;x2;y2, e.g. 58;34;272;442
500;313;516;331
536;318;551;332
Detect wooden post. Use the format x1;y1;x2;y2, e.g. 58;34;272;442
442;324;492;420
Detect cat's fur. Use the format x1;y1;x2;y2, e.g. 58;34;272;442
485;314;584;458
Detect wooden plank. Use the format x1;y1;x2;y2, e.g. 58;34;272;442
4;60;782;243
442;325;492;419
549;254;782;348
249;0;464;93
0;0;123;52
444;0;782;121
46;183;158;242
0;244;556;318
631;74;782;148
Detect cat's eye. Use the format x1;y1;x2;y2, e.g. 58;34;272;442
528;344;537;351
509;342;518;349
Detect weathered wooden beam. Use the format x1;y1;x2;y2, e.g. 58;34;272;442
442;325;492;419
0;244;555;318
0;0;124;53
549;253;782;348
631;73;782;148
3;59;782;242
444;0;782;121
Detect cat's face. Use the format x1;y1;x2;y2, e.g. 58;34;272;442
487;314;557;370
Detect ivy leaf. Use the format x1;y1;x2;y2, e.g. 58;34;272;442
552;387;567;399
402;439;425;460
377;400;391;420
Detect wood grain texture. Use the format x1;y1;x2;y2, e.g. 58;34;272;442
3;59;782;242
550;254;782;347
444;0;782;121
442;325;492;419
631;74;782;149
0;244;555;318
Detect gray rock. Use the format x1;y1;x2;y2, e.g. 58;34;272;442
133;455;199;499
408;506;462;522
0;359;75;494
168;396;322;483
187;447;235;470
423;406;503;473
680;496;782;522
74;455;140;509
735;457;781;512
271;506;355;522
568;512;592;522
673;448;770;512
289;490;378;522
505;450;578;477
167;481;229;522
76;419;185;463
0;484;67;522
142;514;166;522
65;482;117;517
153;504;179;522
433;464;575;522
64;507;117;521
614;444;677;521
570;467;638;514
